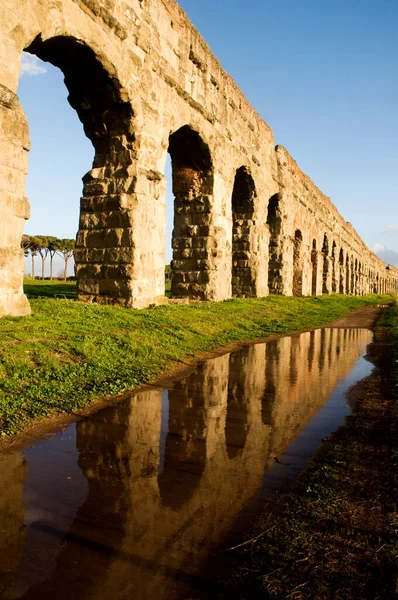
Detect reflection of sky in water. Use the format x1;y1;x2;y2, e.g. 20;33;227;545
0;327;373;600
16;425;88;597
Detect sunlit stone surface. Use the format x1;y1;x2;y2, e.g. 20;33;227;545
0;0;398;315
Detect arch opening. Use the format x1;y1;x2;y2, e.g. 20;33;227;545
292;230;303;296
311;239;318;295
23;35;136;304
331;241;337;293
346;255;350;295
168;125;214;300
231;166;256;297
321;234;329;294
354;258;359;296
267;194;283;294
339;248;344;294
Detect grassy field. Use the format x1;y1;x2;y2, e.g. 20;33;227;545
24;279;76;299
0;281;390;437
226;300;398;599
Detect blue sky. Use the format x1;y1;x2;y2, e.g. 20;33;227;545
18;0;398;273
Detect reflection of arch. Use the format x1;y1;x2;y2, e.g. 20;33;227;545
262;340;279;426
289;335;300;384
158;369;207;510
168;125;213;300
318;328;327;372
307;330;316;372
20;403;134;599
267;194;283;294
25;35;136;305
311;239;318;295
7;327;376;599
225;350;249;458
293;230;303;296
231;167;256;297
322;234;329;294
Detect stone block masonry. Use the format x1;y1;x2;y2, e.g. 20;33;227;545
0;0;396;316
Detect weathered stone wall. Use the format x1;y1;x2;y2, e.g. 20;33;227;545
0;0;396;316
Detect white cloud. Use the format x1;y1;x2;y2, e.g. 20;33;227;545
20;53;47;77
370;244;398;267
370;243;385;253
383;225;398;233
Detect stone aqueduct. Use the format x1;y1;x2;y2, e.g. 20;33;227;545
1;0;397;317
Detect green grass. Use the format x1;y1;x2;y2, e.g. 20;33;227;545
0;284;390;437
24;279;76;299
227;299;398;599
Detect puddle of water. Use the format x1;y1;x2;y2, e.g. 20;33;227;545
0;328;372;600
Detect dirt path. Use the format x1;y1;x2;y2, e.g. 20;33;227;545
324;303;388;329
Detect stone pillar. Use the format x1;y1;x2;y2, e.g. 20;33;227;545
302;246;313;296
76;154;166;308
0;85;31;317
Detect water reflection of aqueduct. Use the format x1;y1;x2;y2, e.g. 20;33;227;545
1;328;372;599
1;0;397;317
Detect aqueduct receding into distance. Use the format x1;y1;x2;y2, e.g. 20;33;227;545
1;0;397;317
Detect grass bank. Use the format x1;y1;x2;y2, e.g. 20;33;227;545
0;282;389;437
227;301;398;599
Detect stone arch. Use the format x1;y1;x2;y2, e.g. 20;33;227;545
331;241;337;292
339;248;345;293
266;193;283;294
354;258;358;295
293;230;303;296
311;239;318;295
231;166;256;297
350;257;355;294
168;125;214;300
321;234;329;294
346;254;351;295
23;36;136;306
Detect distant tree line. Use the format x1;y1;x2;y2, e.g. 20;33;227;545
22;235;75;281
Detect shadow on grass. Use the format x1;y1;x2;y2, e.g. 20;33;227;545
24;281;76;299
25;281;171;300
